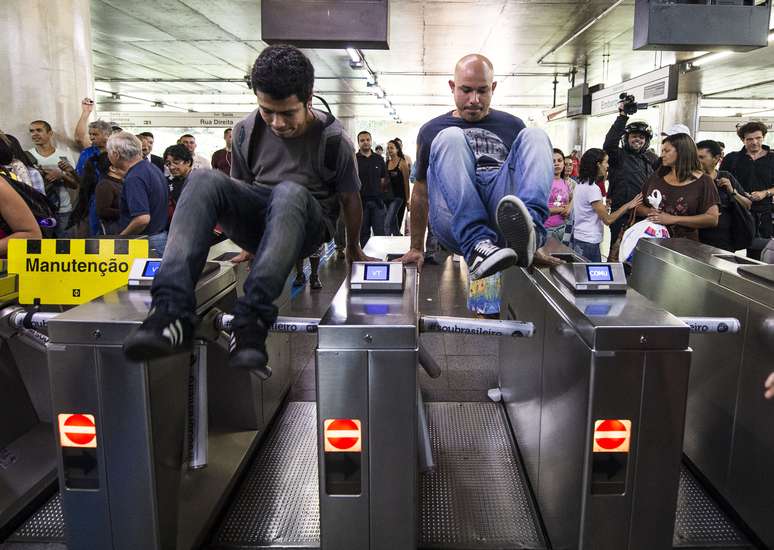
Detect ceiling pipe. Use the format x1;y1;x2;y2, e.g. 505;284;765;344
536;0;625;65
376;71;571;78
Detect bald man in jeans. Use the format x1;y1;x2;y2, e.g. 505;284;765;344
399;54;553;279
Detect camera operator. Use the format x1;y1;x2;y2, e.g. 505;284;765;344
603;94;659;250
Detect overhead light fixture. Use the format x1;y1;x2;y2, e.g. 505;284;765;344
691;50;734;67
371;85;385;99
346;47;363;69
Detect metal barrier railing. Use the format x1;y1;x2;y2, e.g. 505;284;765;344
678;317;741;334
419;315;535;338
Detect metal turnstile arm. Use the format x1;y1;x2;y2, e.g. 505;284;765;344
678;317;741;334
216;313;320;334
419;315;535;338
6;309;58;330
418;341;442;378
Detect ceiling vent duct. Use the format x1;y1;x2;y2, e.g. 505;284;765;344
633;0;771;52
261;0;389;49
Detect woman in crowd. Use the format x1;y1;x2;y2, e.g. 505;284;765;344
696;139;751;251
384;139;410;236
571;148;642;261
545;148;573;242
1;133;46;194
638;133;719;240
0;140;42;257
95;164;125;235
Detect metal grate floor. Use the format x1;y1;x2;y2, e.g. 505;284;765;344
673;466;751;548
7;493;64;543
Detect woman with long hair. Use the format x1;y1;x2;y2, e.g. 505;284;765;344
571;148;642;261
0;139;42;257
545;148;573;243
638;133;719;240
384;139;410;236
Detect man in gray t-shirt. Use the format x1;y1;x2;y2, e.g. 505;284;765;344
125;45;373;379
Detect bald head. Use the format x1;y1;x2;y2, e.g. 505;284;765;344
449;54;497;122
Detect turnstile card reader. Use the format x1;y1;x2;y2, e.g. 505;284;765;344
127;258;161;288
349;261;404;292
554;261;627;293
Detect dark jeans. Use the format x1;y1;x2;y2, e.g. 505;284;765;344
571;238;602;262
384;198;404;236
151;170;324;324
360;197;386;248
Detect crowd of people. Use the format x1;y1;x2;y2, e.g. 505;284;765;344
0;44;772;392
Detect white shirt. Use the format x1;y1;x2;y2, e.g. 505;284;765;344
572;181;604;244
28;146;77;213
192;154;211;170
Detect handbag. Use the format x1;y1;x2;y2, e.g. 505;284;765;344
727;194;755;251
607;208;637;262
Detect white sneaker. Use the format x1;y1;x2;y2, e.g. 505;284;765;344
496;195;536;268
468;240;517;280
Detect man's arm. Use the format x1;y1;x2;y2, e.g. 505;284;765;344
603;114;628;159
397;179;428;269
339;191;378;262
119;214;150;235
74;99;94;150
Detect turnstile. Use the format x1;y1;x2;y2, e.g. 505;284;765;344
630;238;774;549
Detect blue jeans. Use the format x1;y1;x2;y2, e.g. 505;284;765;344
151;170;325;324
148;231;168;257
384;198;404;235
426;127;552;263
360;197;386;248
571;238;602;262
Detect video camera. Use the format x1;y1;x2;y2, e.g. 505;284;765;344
619;93;649;116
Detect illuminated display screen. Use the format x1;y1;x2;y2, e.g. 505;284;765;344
142;260;162;278
364;264;390;281
364;304;389;315
586;265;613;282
585;303;612;316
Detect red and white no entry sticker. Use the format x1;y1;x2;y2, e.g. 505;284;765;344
58;413;97;448
593;419;631;453
324;418;361;453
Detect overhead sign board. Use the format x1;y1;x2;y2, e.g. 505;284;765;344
591;65;679;116
97;112;247;128
8;239;149;305
698;116;774;134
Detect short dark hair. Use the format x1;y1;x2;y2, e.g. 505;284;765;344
357;131;371;140
696;139;722;158
30;120;52;132
658;133;701;182
179;134;194;140
717;141;725;149
138;131;154;139
552;147;565;158
251;44;315;104
737;121;768;140
163;144;193;165
224;128;232;136
578;148;607;183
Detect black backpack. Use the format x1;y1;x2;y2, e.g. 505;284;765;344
0;168;57;237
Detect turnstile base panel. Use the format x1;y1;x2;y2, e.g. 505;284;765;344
211;401;546;550
673;467;751;548
6;493;63;543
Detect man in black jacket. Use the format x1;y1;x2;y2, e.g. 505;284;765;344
603;102;658;250
720;121;774;259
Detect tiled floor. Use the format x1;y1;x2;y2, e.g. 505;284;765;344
285;253;498;402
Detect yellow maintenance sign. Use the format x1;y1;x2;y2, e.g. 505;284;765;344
7;239;149;305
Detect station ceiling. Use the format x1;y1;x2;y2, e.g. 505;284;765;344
91;0;774;121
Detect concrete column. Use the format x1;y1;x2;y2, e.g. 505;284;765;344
566;117;587;155
659;92;700;138
0;0;94;150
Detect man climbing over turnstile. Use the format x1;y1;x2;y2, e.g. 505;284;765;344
123;45;372;378
399;54;554;278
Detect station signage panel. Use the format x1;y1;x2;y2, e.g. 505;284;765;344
590;65;679;116
98;111;244;128
698;116;774;134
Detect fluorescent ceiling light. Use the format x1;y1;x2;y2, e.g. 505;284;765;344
346;48;361;64
692;51;734;67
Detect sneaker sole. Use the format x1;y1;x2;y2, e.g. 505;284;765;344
123;330;191;362
230;349;272;380
496;196;536;268
470;250;517;280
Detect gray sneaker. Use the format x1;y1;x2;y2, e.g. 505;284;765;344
496;195;536;268
468;240;517;280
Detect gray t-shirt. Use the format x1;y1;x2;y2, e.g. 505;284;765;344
232;109;360;201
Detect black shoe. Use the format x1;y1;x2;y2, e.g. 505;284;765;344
496;195;536;268
228;317;271;380
310;275;323;290
468;240;517;280
293;272;306;287
123;307;195;361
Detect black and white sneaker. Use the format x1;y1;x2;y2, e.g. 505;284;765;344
123;307;195;361
228;317;271;380
468;240;517;280
496;195;536;268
